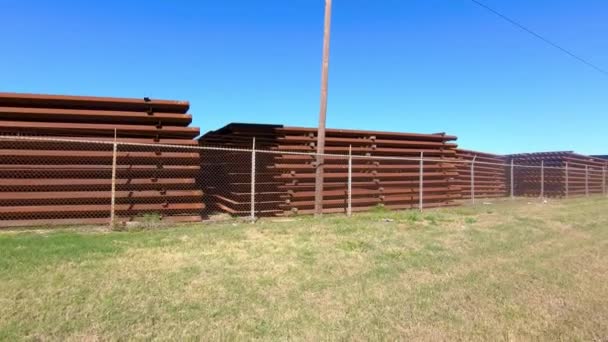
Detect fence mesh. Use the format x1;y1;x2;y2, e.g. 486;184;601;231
0;136;114;226
115;141;205;224
0;135;606;228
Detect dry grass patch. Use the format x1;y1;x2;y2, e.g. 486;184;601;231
1;197;607;340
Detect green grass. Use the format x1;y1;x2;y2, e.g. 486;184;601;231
1;197;608;340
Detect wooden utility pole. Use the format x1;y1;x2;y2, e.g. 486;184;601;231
314;0;333;216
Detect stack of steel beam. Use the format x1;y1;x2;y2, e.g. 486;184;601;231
455;149;509;199
275;127;460;214
508;152;608;197
0;92;202;227
198;124;285;216
199;123;460;216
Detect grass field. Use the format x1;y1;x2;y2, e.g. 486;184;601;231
1;197;608;341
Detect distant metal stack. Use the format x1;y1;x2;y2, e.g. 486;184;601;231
0;92;202;227
456;149;508;199
509;152;608;197
199;123;460;216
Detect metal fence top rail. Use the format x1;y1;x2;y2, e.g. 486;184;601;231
0;134;606;172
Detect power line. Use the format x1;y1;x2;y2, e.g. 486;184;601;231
470;0;608;77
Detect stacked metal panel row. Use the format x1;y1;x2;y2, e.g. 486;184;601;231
198;124;284;216
508;152;608;197
275;127;461;214
456;149;509;199
199;123;460;216
0;92;202;227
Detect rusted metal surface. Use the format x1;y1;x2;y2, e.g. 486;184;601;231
0;92;190;113
0;137;199;147
508;152;608;197
199;123;460;216
277;126;457;141
2;93;605;228
0;120;199;138
0;106;192;126
0;92;202;227
272;126;458;214
456;149;508;199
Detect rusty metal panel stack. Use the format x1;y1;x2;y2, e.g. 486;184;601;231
0;92;203;227
275;127;460;214
198;124;284;216
199;123;460;216
509;152;608;197
456;149;509;199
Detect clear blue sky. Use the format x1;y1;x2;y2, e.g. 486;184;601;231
1;0;607;155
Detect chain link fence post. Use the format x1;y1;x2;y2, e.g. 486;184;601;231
585;165;589;197
565;162;569;199
347;145;352;217
250;137;256;222
602;165;608;196
419;152;424;211
470;155;477;205
510;158;514;199
540;160;545;199
109;129;118;228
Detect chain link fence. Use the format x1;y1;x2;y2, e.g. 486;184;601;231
0;135;114;226
0;135;606;228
